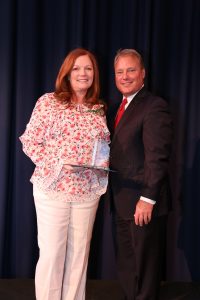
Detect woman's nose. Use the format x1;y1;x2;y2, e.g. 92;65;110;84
79;68;86;75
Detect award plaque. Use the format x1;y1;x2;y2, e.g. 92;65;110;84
91;139;109;166
66;139;116;172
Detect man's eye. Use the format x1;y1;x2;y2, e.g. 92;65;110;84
128;69;135;73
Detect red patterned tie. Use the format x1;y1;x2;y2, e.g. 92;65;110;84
114;98;128;128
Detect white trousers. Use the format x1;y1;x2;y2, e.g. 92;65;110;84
33;187;100;300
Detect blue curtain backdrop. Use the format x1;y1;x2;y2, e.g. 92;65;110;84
0;0;199;280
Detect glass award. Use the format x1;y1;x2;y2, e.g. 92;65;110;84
91;139;109;167
67;139;115;172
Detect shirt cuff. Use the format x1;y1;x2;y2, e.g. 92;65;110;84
140;196;156;205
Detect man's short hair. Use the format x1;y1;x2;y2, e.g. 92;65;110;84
114;49;145;69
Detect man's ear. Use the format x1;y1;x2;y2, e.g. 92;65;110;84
142;69;146;79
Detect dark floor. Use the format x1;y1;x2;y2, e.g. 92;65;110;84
0;279;200;300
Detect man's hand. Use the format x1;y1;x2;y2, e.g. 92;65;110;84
134;199;154;226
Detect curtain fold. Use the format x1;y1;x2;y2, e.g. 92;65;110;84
0;0;199;280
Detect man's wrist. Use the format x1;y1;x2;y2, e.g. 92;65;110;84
140;196;156;205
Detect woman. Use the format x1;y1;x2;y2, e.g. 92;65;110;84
20;48;110;300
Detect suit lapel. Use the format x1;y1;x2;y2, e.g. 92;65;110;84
111;87;147;145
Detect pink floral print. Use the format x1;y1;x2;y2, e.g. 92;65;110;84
20;93;110;201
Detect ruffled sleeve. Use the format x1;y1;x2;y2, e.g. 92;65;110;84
19;93;54;166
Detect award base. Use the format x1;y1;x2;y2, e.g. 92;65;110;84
66;164;116;172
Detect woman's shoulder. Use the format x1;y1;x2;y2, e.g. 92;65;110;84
37;92;56;104
35;92;61;110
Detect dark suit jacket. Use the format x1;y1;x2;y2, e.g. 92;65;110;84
108;87;173;219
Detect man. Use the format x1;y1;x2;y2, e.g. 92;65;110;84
109;49;173;300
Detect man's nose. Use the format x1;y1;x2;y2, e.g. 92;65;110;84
122;71;128;79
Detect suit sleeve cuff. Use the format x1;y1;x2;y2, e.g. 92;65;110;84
140;196;156;205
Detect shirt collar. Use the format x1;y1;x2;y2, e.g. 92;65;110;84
123;85;144;105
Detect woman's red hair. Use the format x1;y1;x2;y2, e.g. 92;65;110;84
54;48;100;104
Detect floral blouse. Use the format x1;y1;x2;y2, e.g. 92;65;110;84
20;93;110;202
